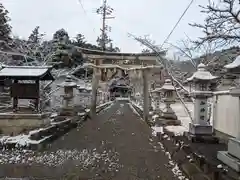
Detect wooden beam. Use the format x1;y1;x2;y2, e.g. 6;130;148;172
82;54;158;61
83;63;163;71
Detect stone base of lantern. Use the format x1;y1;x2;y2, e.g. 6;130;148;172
187;123;219;143
189;123;213;135
217;138;240;172
156;111;181;126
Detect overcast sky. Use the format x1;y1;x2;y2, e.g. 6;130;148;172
2;0;208;53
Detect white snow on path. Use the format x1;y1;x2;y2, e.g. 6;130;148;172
0;148;122;171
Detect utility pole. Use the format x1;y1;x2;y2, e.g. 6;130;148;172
96;0;115;51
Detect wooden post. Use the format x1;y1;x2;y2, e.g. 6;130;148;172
13;80;18;111
90;60;100;118
143;68;149;121
35;80;40;112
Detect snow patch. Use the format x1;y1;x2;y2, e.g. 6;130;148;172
151;126;163;136
127;103;143;120
165;126;187;136
0;148;123;171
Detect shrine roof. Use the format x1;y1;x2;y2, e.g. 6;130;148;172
0;66;54;80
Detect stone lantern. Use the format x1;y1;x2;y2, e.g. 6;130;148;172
187;63;217;138
151;87;162;114
57;75;77;116
159;79;181;125
217;56;240;172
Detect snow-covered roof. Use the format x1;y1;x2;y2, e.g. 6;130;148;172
224;55;240;69
0;66;54;80
187;63;217;82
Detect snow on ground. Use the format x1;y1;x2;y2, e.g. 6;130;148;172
157;139;188;180
0;148;122;171
0;128;48;147
149;132;188;180
127;102;143;119
151;126;163;136
165;126;187;136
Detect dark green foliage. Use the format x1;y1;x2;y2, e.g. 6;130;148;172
0;3;11;43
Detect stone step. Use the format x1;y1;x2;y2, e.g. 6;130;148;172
217;151;240;172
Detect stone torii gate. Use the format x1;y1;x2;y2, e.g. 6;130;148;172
81;49;164;120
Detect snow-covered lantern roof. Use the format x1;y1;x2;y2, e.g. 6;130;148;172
151;79;176;99
187;63;217;91
57;75;77;88
224;55;240;69
224;55;240;75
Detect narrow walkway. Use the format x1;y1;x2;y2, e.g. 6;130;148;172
0;101;179;179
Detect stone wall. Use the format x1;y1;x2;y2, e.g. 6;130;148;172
0;114;50;135
212;91;239;138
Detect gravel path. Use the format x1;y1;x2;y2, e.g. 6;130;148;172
0;101;179;180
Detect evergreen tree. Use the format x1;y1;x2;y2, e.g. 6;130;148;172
51;29;74;68
53;28;70;43
73;33;86;46
28;26;44;44
0;3;11;43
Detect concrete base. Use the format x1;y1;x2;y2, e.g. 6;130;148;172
217;151;240;172
228;138;240;159
156;118;181;126
189;123;213;135
185;132;219;143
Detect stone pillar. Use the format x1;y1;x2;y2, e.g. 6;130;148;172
90;64;100;118
189;91;213;136
143;69;149;121
217;87;240;172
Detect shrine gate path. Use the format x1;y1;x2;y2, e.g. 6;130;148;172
0;101;179;180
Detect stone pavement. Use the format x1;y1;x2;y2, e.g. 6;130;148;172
0;101;181;180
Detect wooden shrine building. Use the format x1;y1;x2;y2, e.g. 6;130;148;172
0;66;54;112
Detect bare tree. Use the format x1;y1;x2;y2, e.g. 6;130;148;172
191;0;240;47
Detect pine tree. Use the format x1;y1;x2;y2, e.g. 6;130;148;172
28;26;44;44
0;3;11;43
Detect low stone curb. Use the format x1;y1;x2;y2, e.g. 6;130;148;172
0;114;86;150
159;128;237;180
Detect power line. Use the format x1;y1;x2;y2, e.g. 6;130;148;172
160;0;194;49
77;0;97;35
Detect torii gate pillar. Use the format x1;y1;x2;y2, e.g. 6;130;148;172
90;60;101;118
143;68;150;121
